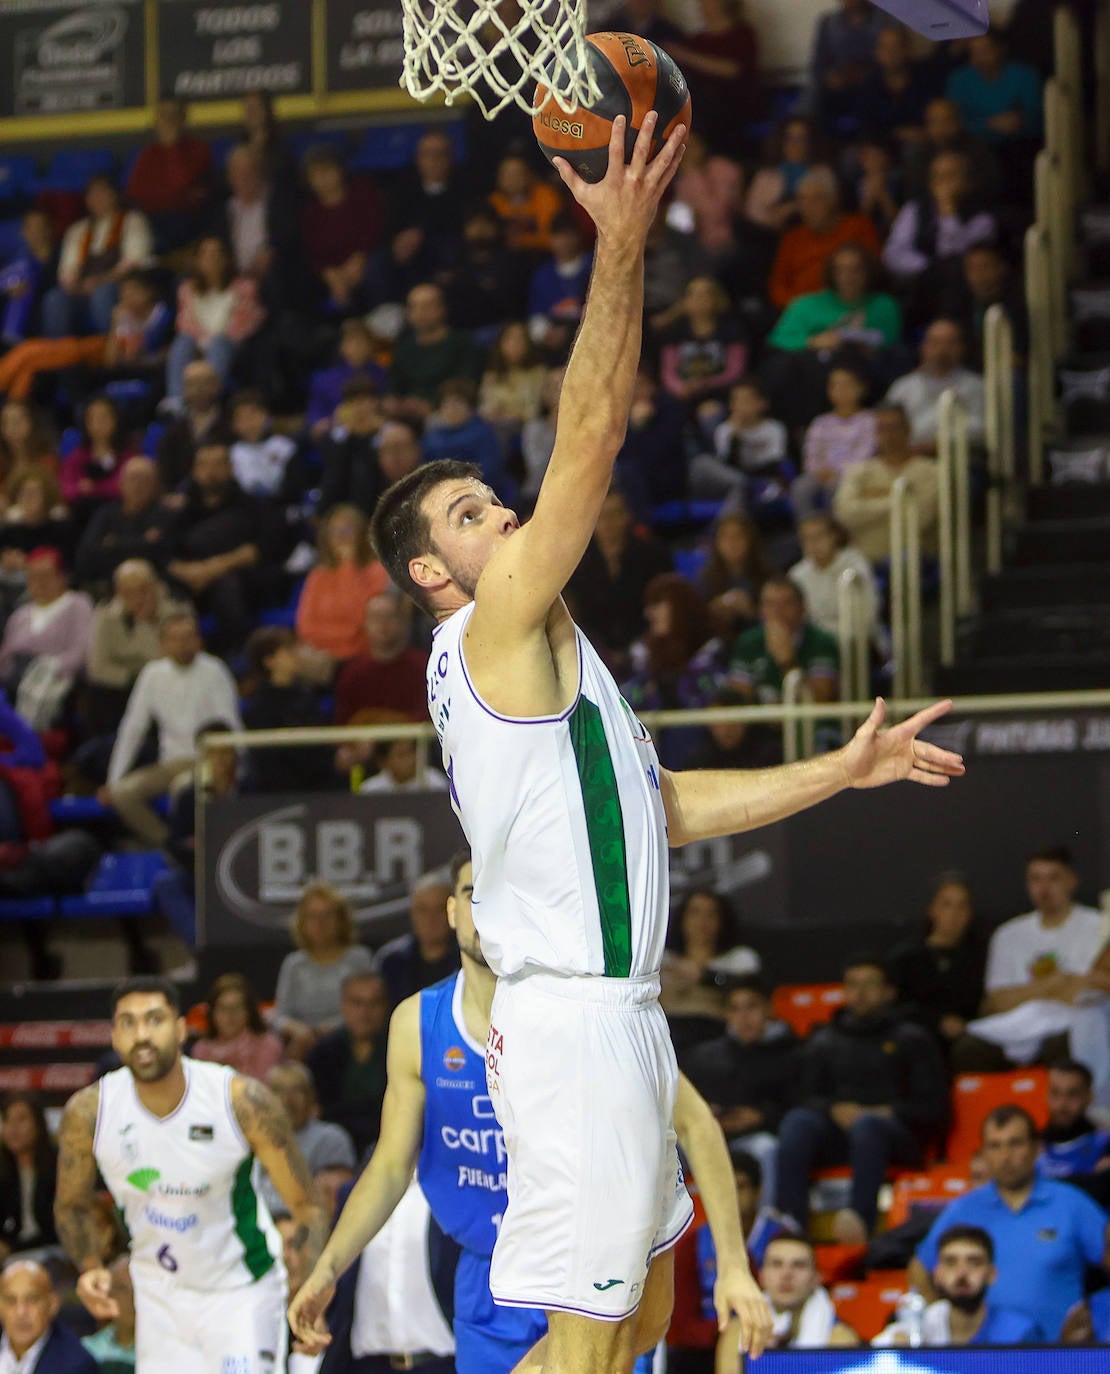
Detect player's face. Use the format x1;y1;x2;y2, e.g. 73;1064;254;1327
933;1242;993;1310
447;861;486;968
413;481;519;607
112;993;185;1083
761;1242;817;1310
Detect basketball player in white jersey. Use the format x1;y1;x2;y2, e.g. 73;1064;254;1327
365;115;965;1374
54;976;329;1374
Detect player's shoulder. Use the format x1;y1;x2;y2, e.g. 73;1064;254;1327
59;1080;101;1138
387;994;424;1079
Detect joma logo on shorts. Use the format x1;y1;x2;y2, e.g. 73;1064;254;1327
538;111;584;138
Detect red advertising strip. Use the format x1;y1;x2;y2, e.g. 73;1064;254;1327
0;1064;96;1091
0;1022;112;1049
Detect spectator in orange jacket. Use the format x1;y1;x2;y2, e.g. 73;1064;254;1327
488;155;564;256
769;167;880;308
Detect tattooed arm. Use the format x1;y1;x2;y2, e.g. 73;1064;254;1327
231;1075;328;1276
56;1084;119;1321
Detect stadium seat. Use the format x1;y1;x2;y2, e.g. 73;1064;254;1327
0;219;25;263
831;1278;906;1341
49;796;113;824
141;420;167;458
351;124;426;172
289;129;350;164
813;1243;866;1284
886;1167;974;1229
0;155;38;207
0;897;56;923
40;148;117;193
947;1068;1049;1165
58;851;167;919
59;427;81;458
772;983;845;1038
673;547;708;581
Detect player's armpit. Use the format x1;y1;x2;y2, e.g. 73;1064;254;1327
54;1084;107;1271
232;1076;327;1268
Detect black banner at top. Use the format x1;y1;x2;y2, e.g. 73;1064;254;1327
157;0;313;100
325;0;407;94
0;0;147;119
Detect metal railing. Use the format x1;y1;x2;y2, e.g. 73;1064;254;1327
1053;7;1086;210
202;690;1110;773
936;390;973;668
1099;0;1110;172
1024;222;1057;487
836;567;871;737
889;476;923;699
983;305;1016;576
781;668;815;764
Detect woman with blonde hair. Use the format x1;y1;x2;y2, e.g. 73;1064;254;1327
272;881;373;1058
295;503;390;667
191;971;284;1079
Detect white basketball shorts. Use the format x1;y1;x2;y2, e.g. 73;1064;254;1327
132;1262;288;1374
485;970;694;1321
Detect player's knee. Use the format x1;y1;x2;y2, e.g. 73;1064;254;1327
634;1286;673;1353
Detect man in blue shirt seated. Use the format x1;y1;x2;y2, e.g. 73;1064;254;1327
1039;1060;1110;1204
874;1225;1042;1346
907;1104;1110;1339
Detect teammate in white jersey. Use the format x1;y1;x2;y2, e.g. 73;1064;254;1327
364;116;965;1374
54;977;329;1374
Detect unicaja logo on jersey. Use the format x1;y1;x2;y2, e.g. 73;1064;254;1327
443;1046;467;1072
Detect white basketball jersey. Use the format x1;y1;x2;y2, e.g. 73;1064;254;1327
427;602;670;979
94;1059;283;1290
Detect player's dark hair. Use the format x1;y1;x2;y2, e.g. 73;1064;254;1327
1027;845;1075;870
936;1224;994;1262
981;1104;1037;1141
1050;1058;1094;1089
450;849;472;889
111;976;181;1016
732;1150;762;1190
369;458;482;614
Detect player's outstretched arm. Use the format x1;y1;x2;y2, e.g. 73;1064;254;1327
55;1084;118;1322
470;113;685;641
661;698;965;846
231;1075;329;1281
674;1075;771;1358
287;996;426;1352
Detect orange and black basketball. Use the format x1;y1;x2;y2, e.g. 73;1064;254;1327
532;32;692;184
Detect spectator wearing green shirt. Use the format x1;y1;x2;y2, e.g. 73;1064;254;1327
729;576;840;706
389;282;480;423
305;970;390;1158
763;244;902;430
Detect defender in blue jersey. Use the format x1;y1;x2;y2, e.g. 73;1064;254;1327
291;854;764;1372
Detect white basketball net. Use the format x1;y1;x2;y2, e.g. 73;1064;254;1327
400;0;603;120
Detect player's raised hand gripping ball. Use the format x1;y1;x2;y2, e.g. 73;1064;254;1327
533;32;692;184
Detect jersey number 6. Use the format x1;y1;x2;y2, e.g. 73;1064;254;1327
157;1243;178;1273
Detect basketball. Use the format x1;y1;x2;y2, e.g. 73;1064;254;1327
532;32;692;185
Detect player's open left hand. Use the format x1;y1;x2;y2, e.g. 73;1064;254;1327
841;697;965;790
287;1269;336;1354
552;112;686;243
715;1262;773;1358
76;1268;118;1321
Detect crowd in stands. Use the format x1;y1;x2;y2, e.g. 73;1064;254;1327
0;0;1098;1365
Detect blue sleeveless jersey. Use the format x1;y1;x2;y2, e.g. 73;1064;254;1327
418;972;507;1257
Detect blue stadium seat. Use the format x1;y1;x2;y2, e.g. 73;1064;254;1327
350;124;427;173
673;547;708;581
40;149;117;194
257;606;297;628
0;155;38;207
59;427;81;458
49;796;112;824
141;421;167;458
58;851;167;919
289;129;350;165
0;218;25;264
0;897;56;923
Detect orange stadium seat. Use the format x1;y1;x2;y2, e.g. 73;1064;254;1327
886;1168;974;1228
947;1068;1049;1165
831;1278;906;1342
813;1243;866;1284
772;983;844;1038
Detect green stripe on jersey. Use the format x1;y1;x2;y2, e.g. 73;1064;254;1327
231;1156;274;1280
569;697;633;977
